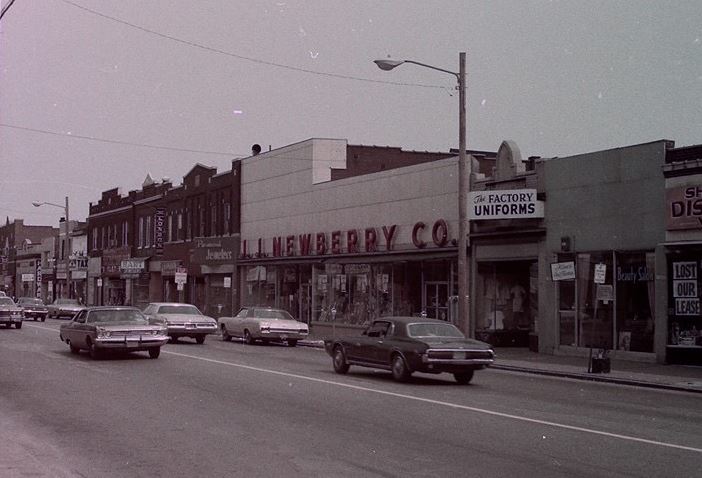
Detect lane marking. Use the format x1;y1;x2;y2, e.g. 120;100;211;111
164;349;702;454
23;324;702;454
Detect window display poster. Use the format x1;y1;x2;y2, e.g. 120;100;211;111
673;261;699;316
318;274;328;292
594;263;606;284
340;275;346;292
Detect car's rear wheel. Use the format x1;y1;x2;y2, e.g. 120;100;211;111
221;325;232;342
243;329;254;345
333;347;350;374
391;354;411;382
453;370;474;385
148;347;160;359
195;336;205;345
15;322;22;329
170;336;178;343
287;339;297;347
41;317;46;322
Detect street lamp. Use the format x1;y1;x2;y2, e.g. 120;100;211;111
33;196;72;299
374;53;471;337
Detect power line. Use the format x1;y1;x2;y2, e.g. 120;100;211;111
0;123;246;157
59;0;448;90
0;0;17;21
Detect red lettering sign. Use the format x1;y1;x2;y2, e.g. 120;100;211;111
299;234;312;255
365;228;377;252
272;237;283;257
331;231;342;254
432;219;448;246
347;230;358;253
316;232;327;255
412;222;426;248
286;235;295;256
382;225;397;251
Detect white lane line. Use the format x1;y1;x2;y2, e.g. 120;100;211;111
24;324;60;333
164;349;702;454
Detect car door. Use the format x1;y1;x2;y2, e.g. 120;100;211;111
347;321;389;363
65;310;88;347
228;307;249;337
369;321;396;365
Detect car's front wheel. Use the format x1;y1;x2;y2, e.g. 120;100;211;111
287;339;297;347
243;329;254;345
69;342;80;355
221;325;232;342
15;322;22;329
391;354;411;382
148;347;161;359
333;347;350;374
195;336;205;345
88;340;102;360
453;370;474;385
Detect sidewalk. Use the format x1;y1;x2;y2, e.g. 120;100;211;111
299;335;702;394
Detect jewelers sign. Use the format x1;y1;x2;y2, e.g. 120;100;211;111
469;189;544;220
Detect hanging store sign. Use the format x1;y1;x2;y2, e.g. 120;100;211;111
72;270;87;280
469;189;544;220
666;185;702;231
174;267;188;285
22;273;35;282
550;261;575;281
594;263;606;284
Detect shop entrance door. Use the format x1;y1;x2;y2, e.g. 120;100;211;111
424;282;449;321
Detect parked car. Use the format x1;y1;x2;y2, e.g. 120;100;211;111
324;317;495;384
47;298;85;319
218;306;309;346
16;297;48;321
0;296;24;329
59;306;169;359
142;302;217;344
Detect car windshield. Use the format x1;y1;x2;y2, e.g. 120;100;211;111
254;309;295;321
158;305;201;315
88;309;147;323
407;323;465;338
20;298;44;306
0;297;16;306
57;299;79;305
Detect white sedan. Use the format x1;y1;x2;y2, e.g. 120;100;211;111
218;307;309;346
142;302;217;344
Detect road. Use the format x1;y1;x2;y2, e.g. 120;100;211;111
1;320;701;477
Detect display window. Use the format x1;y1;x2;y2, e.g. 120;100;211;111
668;255;701;348
556;250;654;353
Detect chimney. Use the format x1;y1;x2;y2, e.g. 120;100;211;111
251;144;262;156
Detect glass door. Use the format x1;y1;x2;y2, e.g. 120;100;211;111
424;281;449;321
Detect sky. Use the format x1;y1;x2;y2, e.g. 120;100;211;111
1;0;701;226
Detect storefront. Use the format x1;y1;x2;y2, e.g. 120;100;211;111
191;236;238;318
239;252;457;328
100;246;130;305
120;257;150;309
553;251;656;353
663;168;702;364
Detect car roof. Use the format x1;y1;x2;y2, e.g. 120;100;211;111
148;302;197;307
84;306;140;311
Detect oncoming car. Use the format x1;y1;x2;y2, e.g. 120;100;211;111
16;297;48;321
0;296;24;329
218;306;309;346
59;306;169;359
324;317;495;384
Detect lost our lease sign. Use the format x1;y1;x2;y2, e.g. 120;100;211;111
469;189;544;220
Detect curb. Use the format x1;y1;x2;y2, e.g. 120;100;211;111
300;340;702;394
490;364;702;394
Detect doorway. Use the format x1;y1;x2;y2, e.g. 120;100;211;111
423;281;449;321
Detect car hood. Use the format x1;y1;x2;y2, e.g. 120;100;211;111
94;322;163;331
0;305;23;312
157;314;215;324
420;338;493;350
60;305;84;311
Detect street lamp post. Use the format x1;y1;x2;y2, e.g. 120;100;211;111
33;197;72;299
374;52;471;337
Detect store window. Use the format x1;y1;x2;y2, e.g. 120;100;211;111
668;256;701;348
615;252;655;352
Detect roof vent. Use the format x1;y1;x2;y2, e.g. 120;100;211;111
252;144;262;156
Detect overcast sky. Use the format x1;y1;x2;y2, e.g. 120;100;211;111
2;0;701;226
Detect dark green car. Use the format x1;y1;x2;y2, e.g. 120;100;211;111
324;317;495;384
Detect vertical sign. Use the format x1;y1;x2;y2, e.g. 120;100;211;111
154;207;166;256
36;263;43;298
594;263;606;284
672;261;699;316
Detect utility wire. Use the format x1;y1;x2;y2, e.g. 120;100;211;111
0;123;246;157
60;0;448;90
0;0;17;21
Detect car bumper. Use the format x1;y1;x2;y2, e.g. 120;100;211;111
24;311;48;319
166;325;217;337
0;317;23;325
257;330;309;340
95;336;170;350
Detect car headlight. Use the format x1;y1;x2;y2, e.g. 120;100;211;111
96;328;110;338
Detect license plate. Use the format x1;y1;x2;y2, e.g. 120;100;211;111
280;335;288;340
453;351;466;359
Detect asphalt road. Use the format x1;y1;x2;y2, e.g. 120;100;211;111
1;320;701;478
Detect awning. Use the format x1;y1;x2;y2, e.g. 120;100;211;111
663;240;702;248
